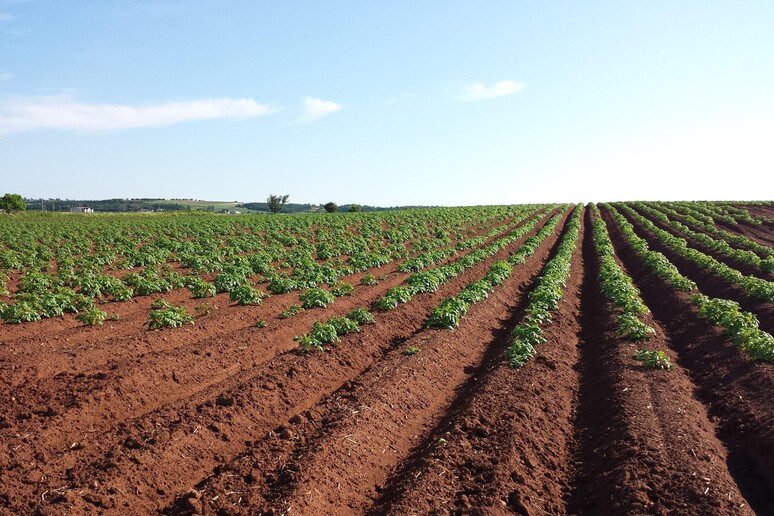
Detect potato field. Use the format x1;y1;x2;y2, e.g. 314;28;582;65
1;201;773;515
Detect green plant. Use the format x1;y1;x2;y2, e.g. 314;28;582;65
360;272;378;286
403;346;420;355
329;280;355;297
0;301;42;324
76;307;108;326
186;277;216;298
195;303;213;316
267;276;298;295
634;349;673;370
147;304;194;330
151;298;173;310
346;307;375;325
374;285;415;311
279;304;304;319
426;297;469;329
299;287;335;309
617;313;656;340
255;319;267;328
327;317;360;335
295;321;339;352
214;272;248;293
229;285;267;305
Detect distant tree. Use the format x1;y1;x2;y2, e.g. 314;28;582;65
0;193;26;213
324;202;339;213
348;204;362;213
267;194;290;214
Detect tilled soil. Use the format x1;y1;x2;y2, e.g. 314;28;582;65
1;204;773;515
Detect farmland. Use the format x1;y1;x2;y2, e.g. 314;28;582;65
1;202;773;515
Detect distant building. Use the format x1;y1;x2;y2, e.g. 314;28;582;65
70;207;94;214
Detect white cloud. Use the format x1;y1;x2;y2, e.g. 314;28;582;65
0;96;280;135
460;80;525;101
0;73;13;81
300;96;342;124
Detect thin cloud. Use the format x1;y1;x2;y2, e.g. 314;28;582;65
300;96;342;124
459;80;525;101
0;13;12;22
0;73;13;81
0;96;281;135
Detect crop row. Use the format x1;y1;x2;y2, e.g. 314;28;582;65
590;204;655;340
614;203;774;303
602;204;774;362
633;202;774;274
506;204;582;367
373;208;556;311
655;202;773;262
424;209;564;329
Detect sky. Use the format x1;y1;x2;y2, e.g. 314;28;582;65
1;1;773;206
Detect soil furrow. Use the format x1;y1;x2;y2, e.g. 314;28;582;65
715;219;774;247
601;205;774;514
0;209;562;515
566;208;752;515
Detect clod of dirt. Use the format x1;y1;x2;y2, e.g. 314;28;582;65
279;428;294;440
177;489;203;514
35;406;58;417
288;414;303;425
215;396;234;407
507;490;529;514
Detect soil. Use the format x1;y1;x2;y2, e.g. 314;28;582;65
1;204;772;515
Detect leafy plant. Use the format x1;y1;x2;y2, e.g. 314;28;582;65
360;272;378;286
634;349;673;370
255;319;267;328
147;303;193;330
267;276;298;295
229;285;267;305
279;304;304;319
299;287;336;309
76;307;108;326
186;277;216;298
329;280;355;297
346;307;375;325
1;301;42;324
426;297;469;329
327;316;360;335
195;303;213;316
403;346;420;355
295;321;339;352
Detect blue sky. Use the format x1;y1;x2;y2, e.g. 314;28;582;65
1;1;773;205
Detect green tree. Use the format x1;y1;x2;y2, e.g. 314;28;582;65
324;202;339;213
0;193;26;213
348;204;362;212
267;194;289;214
